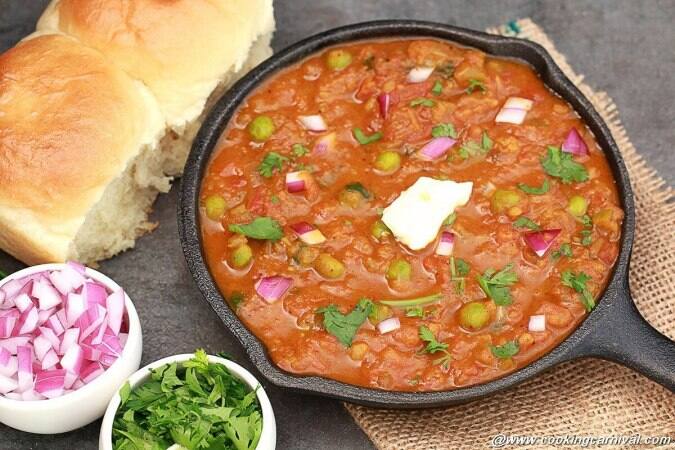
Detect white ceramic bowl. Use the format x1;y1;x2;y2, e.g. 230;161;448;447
99;354;276;450
0;263;143;434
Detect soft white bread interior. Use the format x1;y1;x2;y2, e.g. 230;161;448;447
0;33;165;265
37;0;275;174
0;0;274;265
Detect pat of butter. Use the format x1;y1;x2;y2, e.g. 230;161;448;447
382;177;473;250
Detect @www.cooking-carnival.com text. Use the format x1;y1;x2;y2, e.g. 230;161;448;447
489;433;673;448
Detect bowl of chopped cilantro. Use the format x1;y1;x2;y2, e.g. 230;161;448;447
99;349;275;450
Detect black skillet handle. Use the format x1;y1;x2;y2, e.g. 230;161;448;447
573;283;675;392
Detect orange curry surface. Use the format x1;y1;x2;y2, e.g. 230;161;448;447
200;39;623;391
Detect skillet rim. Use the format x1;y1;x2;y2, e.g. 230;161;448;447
178;19;635;408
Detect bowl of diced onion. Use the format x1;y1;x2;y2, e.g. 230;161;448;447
0;262;142;434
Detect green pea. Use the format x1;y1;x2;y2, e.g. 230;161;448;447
374;151;401;173
204;195;227;220
371;220;390;240
230;244;253;269
247;115;275;141
386;259;411;282
567;195;588;217
491;189;521;213
458;301;490;330
314;253;345;279
326;49;352;70
368;303;393;325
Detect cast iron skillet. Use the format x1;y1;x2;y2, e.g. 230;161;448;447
179;20;675;408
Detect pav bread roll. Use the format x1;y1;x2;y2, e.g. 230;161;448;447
37;0;275;175
0;0;275;265
0;34;165;265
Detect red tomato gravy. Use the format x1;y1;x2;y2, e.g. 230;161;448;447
200;39;623;391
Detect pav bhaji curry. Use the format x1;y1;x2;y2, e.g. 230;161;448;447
200;39;623;391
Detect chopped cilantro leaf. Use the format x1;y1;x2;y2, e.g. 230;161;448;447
490;341;520;359
477;263;518;306
458;131;492;159
257;152;287;178
541;146;589;184
518;179;550;195
466;78;486;94
410;98;436;107
513;216;541;230
112;349;263;450
317;299;374;346
431;80;443;96
561;271;595;311
418;325;452;368
353;127;382;145
345;182;371;199
291;143;310;157
551;243;573;260
270;195;280;204
431;122;457;138
228;217;283;240
450;257;470;294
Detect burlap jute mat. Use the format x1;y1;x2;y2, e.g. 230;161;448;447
345;19;675;449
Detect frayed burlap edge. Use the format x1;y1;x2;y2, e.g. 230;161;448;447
344;19;674;450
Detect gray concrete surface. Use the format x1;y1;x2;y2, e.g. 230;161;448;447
0;1;672;448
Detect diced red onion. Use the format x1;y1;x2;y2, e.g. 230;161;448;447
435;232;455;256
82;282;107;307
60;344;84;375
0;263;127;401
80;362;104;384
377;93;390;118
59;328;80;355
299;115;327;132
522;229;561;257
46;315;65;336
495;97;534;125
290;222;326;245
106;290;125;336
33;279;62;311
407;67;434;83
13;294;33;313
41;349;59;370
286;171;309;193
0;374;18;394
34;369;66;399
17;307;39;335
38;327;60;351
16;346;33;392
0;347;9;366
0;354;17;377
376;317;401;334
66;261;86;275
528;314;546;332
0;336;30;354
66;293;87;327
561;128;589;156
255;276;293;303
33;335;52;361
0;316;17;339
419;137;456;160
1;279;25;301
